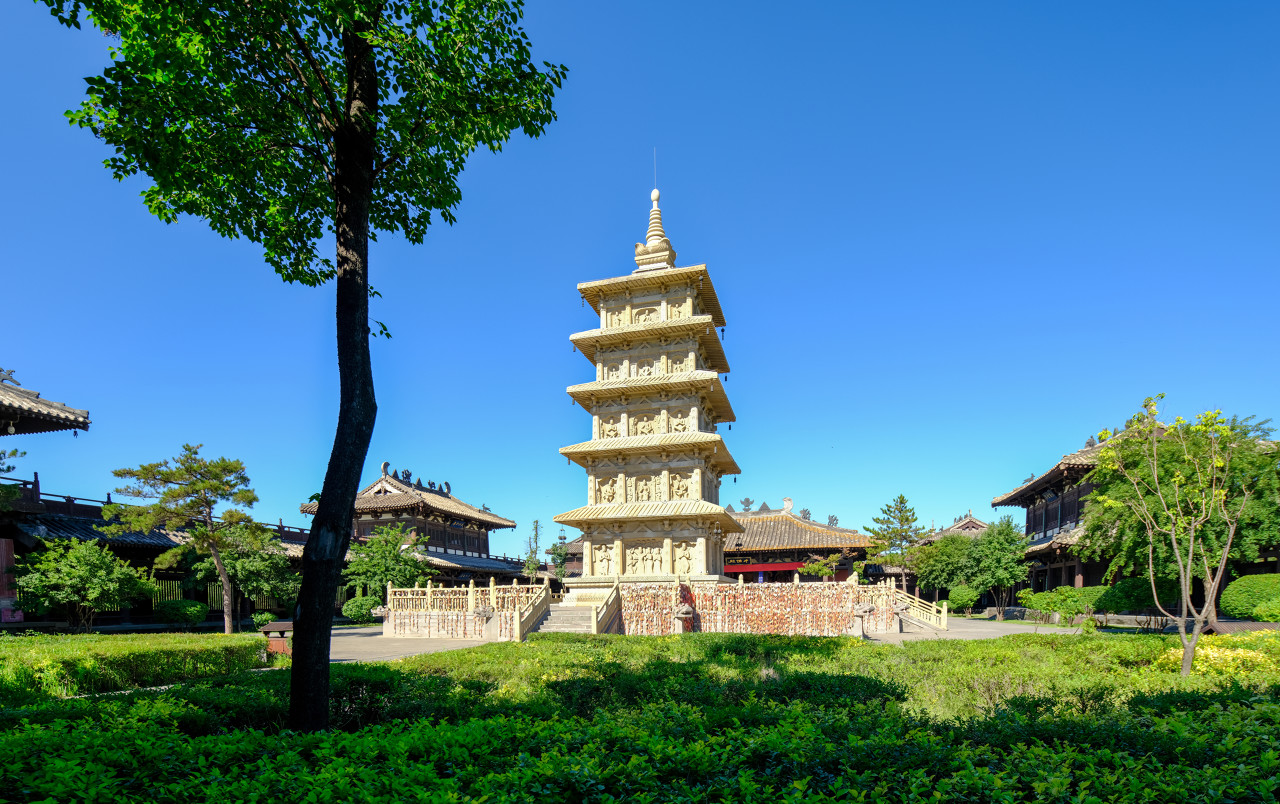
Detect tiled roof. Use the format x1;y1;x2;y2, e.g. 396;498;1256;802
558;432;740;474
577;264;727;328
566;371;735;423
299;473;516;529
554;499;744;533
727;511;873;552
992;441;1107;508
16;514;181;549
1025;525;1081;555
570;315;730;373
423;552;525;575
919;513;990;545
0;382;90;435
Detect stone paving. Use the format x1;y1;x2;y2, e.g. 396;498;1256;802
330;616;1076;661
328;625;487;663
866;615;1074;644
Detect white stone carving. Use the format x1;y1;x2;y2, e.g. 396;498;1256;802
636;358;655;377
675;541;693;575
600;415;620;439
634;474;655;502
597;477;617;503
595;546;613;575
605;363;621;381
634;307;658;324
670;472;691;500
669;410;688;432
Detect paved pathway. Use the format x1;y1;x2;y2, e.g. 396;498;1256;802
328;626;487;663
865;616;1073;644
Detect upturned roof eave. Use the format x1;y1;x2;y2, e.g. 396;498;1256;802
569;315;730;374
558;434;741;475
566;372;736;424
577;264;727;328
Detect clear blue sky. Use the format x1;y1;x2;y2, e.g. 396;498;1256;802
3;2;1278;556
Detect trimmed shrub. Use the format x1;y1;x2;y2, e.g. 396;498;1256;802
153;599;209;628
1095;576;1176;614
1220;574;1280;620
0;633;267;705
251;612;275;630
341;595;381;624
1254;598;1280;623
947;585;979;614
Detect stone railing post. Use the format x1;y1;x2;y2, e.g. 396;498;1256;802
940;599;949;630
793;571;800;587
467;579;476;612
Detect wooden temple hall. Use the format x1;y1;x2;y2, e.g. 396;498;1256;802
299;463;525;583
0;369;92;621
991;438;1105;592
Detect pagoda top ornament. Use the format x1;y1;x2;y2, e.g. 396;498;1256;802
633;187;677;272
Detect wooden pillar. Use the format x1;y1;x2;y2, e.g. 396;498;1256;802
1074;558;1084;589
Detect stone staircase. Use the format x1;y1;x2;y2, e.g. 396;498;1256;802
532;604;594;634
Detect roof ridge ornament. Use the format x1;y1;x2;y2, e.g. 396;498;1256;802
633;188;677;272
0;368;20;387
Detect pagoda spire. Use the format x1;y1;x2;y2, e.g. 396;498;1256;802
633;188;677;272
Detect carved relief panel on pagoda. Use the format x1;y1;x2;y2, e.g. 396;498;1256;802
598;284;699;330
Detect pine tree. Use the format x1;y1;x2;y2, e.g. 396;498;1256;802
864;495;928;592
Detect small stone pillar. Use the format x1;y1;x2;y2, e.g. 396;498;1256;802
662;537;673;574
613;540;624;577
695;535;707;574
467;579;476;612
582;539;595;577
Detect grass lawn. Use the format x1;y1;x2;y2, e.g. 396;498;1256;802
2;630;1278;801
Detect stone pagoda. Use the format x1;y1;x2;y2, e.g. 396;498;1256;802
555;189;743;597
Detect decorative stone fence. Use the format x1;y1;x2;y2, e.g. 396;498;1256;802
385;578;550;641
616;578;932;637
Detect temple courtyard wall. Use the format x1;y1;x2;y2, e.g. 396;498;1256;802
618;582;897;637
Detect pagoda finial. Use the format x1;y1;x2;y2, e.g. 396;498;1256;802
634;187;677;271
646;188;666;244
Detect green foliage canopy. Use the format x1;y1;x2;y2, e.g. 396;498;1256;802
103;444;260;634
14;540;156;631
911;533;974;592
342;523;435;601
967;516;1030;619
41;0;567;286
1081;396;1280;672
864;494;929;588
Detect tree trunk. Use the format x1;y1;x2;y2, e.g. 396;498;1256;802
289;25;379;733
208;542;235;635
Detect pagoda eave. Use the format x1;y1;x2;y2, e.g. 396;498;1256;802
577;264;727;328
559;433;741;475
554;501;744;534
569;315;730;374
566;372;736;423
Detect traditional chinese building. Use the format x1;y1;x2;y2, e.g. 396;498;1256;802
299;463;523;583
554;189;742;596
991;439;1107;592
1;369;91;622
724;498;872;582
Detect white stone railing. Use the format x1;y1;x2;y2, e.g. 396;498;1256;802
514;584;552;642
592;581;621;634
891;587;948;630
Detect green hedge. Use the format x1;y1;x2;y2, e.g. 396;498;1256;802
1221;574;1280;620
0;633;267;704
3;685;1280;802
154;599;209;628
1255;598;1280;622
